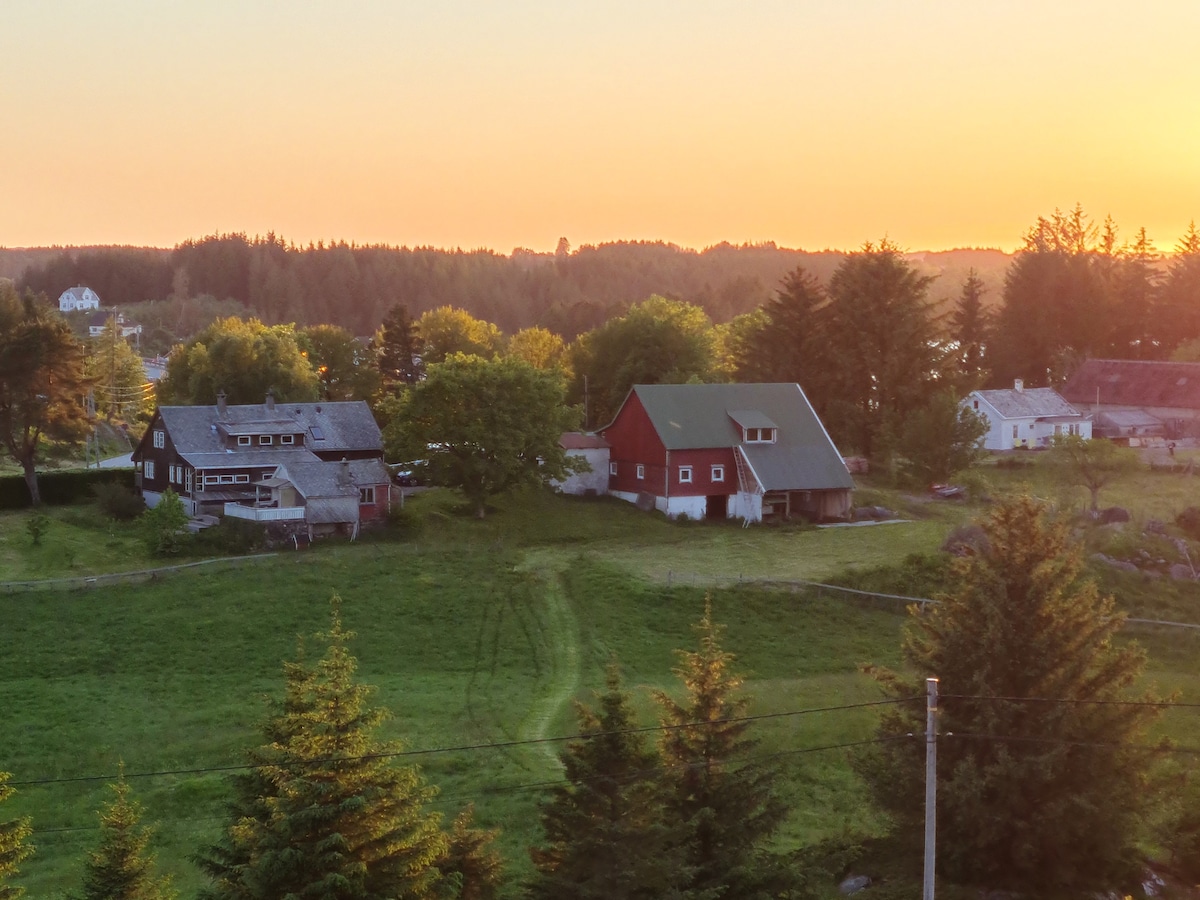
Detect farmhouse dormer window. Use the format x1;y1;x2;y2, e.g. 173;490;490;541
259;435;273;445
238;435;251;446
280;434;295;445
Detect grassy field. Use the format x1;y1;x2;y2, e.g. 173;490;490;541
7;460;1200;897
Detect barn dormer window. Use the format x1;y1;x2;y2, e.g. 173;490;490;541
744;427;776;443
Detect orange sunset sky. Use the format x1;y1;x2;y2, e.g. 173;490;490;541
3;1;1199;254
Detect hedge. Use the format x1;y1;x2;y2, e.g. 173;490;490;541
0;468;137;510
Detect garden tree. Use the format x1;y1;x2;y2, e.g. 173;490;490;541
989;206;1108;387
0;772;33;900
895;392;987;485
157;316;319;406
140;489;190;556
76;770;176;900
435;807;503;900
298;324;379;401
416;306;505;366
732;267;830;394
201;598;452;900
529;662;690;900
385;354;579;518
1046;433;1140;512
0;283;94;506
654;602;792;900
818;241;943;460
570;296;716;429
506;326;568;373
859;495;1164;892
375;302;423;387
1157;222;1200;355
947;269;990;387
86;319;152;422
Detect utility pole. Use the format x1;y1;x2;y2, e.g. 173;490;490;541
923;677;938;900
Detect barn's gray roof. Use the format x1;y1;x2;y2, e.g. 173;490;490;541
157;400;382;456
610;383;854;491
974;387;1081;419
1061;359;1200;411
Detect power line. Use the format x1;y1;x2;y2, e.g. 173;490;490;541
9;696;920;789
943;692;1199;709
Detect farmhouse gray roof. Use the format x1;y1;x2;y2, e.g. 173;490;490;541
1061;359;1200;411
178;448;321;469
974;387;1081;419
157;400;382;456
617;383;854;491
276;458;391;499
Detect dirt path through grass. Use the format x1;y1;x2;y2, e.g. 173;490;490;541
517;552;580;768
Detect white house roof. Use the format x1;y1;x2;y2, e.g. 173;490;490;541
974;387;1081;419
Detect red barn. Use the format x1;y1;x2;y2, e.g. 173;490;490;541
599;383;854;523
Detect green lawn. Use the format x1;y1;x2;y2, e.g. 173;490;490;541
7;475;1200;897
0;505;155;581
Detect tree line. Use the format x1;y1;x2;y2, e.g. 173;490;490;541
3;495;1193;898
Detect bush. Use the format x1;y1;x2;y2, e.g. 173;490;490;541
1177;507;1200;542
385;503;424;538
0;469;137;509
141;489;190;556
26;510;50;546
191;517;267;555
93;482;146;521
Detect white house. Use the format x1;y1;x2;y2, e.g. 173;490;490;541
87;310;143;341
58;286;101;312
965;379;1092;450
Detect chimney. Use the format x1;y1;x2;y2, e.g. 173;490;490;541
265;390;275;412
1014;378;1024;393
217;391;227;418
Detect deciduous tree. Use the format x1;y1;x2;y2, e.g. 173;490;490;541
298;323;379;401
654;602;791;900
506;326;568;373
0;284;94;505
77;771;176;900
416;307;505;366
529;662;688;900
0;772;33;900
860;495;1163;892
895;392;987;486
385;355;579;518
1046;433;1139;512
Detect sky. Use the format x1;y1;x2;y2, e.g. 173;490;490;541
3;1;1199;254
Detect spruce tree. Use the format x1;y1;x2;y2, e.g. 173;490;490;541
76;771;175;900
200;597;449;900
0;772;33;900
437;806;502;900
529;662;688;900
654;603;791;900
376;303;423;386
861;495;1163;892
948;268;990;387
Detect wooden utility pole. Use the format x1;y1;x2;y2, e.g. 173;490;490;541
923;677;938;900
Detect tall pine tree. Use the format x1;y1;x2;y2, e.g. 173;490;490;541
654;602;791;900
375;303;423;387
76;770;176;900
948;268;990;387
529;662;689;900
861;495;1164;892
0;772;33;900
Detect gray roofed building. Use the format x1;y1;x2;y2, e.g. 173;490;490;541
965;379;1091;450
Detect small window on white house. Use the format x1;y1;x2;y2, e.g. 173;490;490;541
609;462;618;476
1012;424;1019;439
280;434;295;445
238;435;251;446
972;400;979;410
711;465;725;482
153;430;164;449
259;435;272;445
359;486;376;504
679;466;693;483
636;464;645;480
144;460;155;479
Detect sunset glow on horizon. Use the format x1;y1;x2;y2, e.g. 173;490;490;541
4;1;1200;255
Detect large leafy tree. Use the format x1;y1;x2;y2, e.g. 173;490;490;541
570;296;716;428
416;306;505;366
529;662;689;900
895;391;987;486
1046;433;1139;512
861;495;1163;892
298;323;379;401
818;240;942;460
654;602;792;900
200;597;451;900
76;772;176;900
0;772;33;900
506;326;568;374
157;316;319;405
385;354;579;518
0;283;94;505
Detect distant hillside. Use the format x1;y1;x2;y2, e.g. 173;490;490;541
2;239;1014;336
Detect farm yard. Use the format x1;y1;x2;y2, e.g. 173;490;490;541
6;454;1200;897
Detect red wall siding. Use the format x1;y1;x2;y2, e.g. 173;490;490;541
601;394;668;495
359;484;389;521
668;448;737;497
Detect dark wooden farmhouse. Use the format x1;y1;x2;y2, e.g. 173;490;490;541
132;392;391;538
599;383;854;522
1061;359;1200;439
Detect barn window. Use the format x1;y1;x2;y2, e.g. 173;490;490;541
609;462;617;476
679;466;693;483
636;464;645;480
711;465;724;482
744;427;775;443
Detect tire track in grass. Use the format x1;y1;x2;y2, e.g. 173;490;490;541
518;553;580;769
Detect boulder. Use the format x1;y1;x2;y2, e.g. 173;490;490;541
1097;506;1131;524
1169;563;1196;581
1146;519;1168;535
838;875;871;895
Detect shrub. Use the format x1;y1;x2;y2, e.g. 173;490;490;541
385;503;423;538
26;510;50;546
0;469;136;509
191;517;267;555
141;489;190;556
1177;507;1200;542
93;482;146;521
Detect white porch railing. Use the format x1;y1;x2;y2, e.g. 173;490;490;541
224;503;305;522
